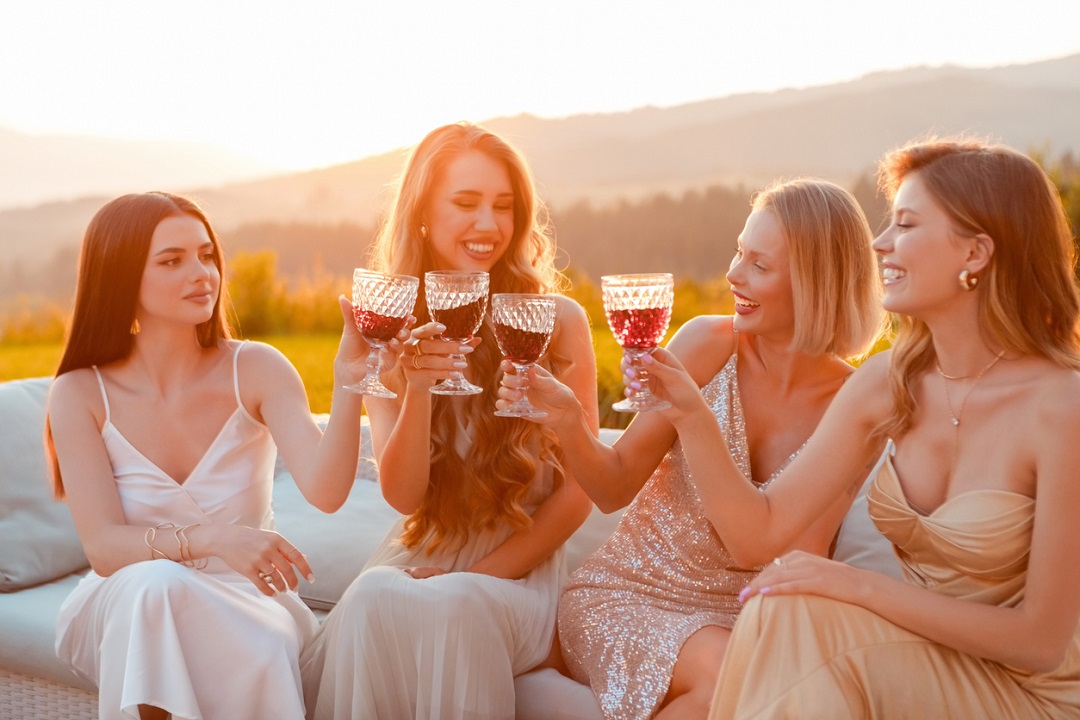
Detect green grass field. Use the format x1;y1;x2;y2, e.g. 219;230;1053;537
0;331;633;426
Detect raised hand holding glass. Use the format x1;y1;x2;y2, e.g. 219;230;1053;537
602;273;674;412
425;271;490;395
344;269;419;398
492;294;557;418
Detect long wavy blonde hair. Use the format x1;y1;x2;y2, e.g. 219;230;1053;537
371;122;569;553
876;138;1080;439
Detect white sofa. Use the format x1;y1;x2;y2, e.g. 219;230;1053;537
0;376;899;719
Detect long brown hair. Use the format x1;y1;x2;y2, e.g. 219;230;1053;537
372;122;568;553
876;138;1080;439
46;192;232;497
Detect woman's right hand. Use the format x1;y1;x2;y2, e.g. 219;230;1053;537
197;525;314;597
402;321;478;388
496;361;581;424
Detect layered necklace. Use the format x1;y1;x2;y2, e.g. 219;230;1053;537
936;350;1006;428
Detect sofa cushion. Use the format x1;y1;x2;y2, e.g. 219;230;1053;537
0;572;95;690
273;475;402;611
0;377;90;591
833;448;903;580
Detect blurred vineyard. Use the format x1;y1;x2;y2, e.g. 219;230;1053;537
0;257;734;428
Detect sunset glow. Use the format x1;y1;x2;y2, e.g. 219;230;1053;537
1;0;1078;170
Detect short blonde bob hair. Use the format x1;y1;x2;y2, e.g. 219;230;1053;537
752;178;886;360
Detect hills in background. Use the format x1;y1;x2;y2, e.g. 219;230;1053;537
2;53;1079;306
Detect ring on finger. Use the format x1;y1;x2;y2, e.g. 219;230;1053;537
412;353;423;371
772;557;783;567
259;570;275;582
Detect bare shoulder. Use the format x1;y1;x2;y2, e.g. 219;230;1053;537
552;294;589;329
48;368;105;426
666;315;735;386
1032;365;1080;429
232;339;296;380
550;295;594;356
827;349;894;427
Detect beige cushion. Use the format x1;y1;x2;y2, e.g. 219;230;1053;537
0;378;89;591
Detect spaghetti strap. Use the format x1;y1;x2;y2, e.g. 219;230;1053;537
232;340;260;424
91;366;111;424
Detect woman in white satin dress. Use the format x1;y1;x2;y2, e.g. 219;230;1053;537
301;122;599;720
47;192;403;720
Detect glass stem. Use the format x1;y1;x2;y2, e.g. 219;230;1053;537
365;343;384;380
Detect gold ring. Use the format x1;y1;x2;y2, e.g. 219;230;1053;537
412;353;423;371
414;343;425;357
772;557;783;567
259;571;275;582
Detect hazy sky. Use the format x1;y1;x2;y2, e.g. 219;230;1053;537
2;0;1078;170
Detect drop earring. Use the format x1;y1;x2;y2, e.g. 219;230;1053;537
420;224;428;240
958;269;978;291
130;318;141;335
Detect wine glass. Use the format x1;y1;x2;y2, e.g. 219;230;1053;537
491;294;557;418
602;273;675;412
425;270;490;395
344;269;419;398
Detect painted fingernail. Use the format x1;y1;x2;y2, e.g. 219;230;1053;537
738;586;751;603
760;586;772;595
459;345;473;353
630;381;642;390
453;361;468;368
642;353;654;364
435;324;446;332
307;574;315;583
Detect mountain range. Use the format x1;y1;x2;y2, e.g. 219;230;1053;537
2;53;1079;305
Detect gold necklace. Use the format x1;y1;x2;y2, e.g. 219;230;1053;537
936;350;1005;427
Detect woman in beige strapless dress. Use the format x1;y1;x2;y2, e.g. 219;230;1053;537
646;139;1080;719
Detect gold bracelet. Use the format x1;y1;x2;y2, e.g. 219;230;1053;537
175;524;207;570
144;523;174;561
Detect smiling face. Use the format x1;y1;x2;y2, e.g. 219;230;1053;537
422;149;515;273
873;172;973;318
137;214;221;329
725;209;795;339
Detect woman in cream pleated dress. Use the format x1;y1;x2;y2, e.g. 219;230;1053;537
301;122;598;720
48;192;398;720
643;139;1080;719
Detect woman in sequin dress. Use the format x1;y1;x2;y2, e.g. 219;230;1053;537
500;179;886;718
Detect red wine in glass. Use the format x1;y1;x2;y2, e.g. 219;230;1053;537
344;269;418;398
602;273;674;413
355;309;410;344
492;294;556;418
425;271;490;395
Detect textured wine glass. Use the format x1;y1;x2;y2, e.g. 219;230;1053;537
602;273;675;412
425;270;490;395
491;294;557;418
344;269;419;398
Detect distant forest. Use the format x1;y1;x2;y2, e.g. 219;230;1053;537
2;153;1077;343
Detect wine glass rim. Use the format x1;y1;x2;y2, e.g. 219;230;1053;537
425;270;490;279
353;268;419;284
601;272;674;284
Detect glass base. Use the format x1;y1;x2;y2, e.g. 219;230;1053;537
343;377;397;398
429;377;484;395
494;401;548;419
612;393;670;413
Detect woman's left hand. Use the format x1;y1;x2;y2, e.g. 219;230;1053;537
738;550;867;605
405;566;448;579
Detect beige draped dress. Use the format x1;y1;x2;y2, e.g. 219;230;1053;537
710;448;1080;719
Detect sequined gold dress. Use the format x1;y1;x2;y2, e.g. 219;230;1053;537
559;352;795;719
710;447;1080;719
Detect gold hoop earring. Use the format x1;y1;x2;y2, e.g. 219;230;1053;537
130;318;141;335
420;224;428;240
958;269;978;291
